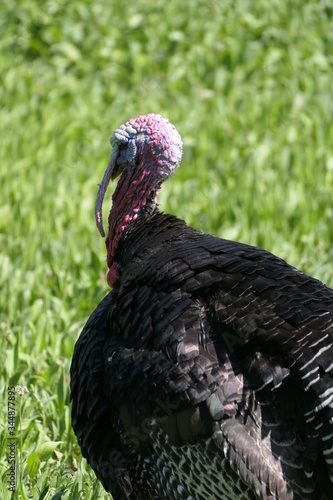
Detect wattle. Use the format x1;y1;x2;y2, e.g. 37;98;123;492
107;262;120;288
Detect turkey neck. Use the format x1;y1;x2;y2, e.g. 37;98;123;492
105;160;162;286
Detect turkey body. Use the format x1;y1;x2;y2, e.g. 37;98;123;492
70;114;333;500
71;210;333;500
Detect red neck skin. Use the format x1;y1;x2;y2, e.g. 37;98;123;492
105;160;160;288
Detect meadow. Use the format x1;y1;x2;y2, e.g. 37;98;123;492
1;0;333;498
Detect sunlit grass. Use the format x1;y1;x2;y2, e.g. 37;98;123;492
1;0;333;498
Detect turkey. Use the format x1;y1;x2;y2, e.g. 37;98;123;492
70;113;333;500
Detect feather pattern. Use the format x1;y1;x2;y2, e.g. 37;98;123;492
70;115;333;499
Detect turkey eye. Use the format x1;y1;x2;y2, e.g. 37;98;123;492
117;147;130;165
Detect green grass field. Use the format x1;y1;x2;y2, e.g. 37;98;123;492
1;0;333;498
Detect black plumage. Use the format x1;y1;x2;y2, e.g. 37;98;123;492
70;114;333;499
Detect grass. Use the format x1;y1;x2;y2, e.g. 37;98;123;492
1;0;333;498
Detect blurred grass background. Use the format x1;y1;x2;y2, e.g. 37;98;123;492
1;0;333;498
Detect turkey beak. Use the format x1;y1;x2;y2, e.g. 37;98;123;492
95;151;118;238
